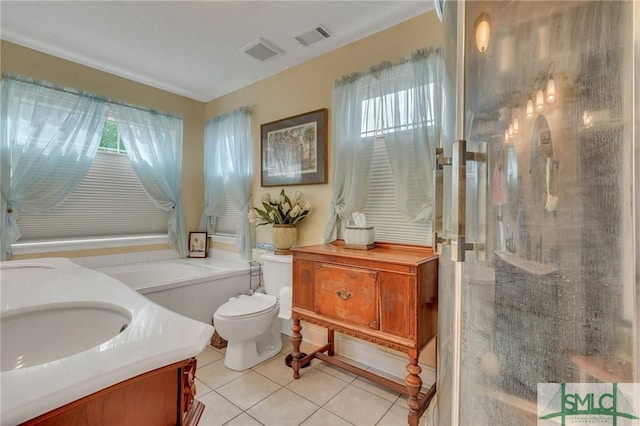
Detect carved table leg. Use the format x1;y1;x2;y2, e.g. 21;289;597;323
405;356;422;426
291;316;302;379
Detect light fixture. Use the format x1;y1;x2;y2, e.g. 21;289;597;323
526;98;534;118
535;90;545;113
583;111;593;128
512;117;519;134
504;129;510;143
474;13;491;53
545;77;556;104
545;62;556;104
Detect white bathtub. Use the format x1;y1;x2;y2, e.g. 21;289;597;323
94;257;251;324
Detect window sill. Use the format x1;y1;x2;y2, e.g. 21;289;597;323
210;234;236;245
11;234;169;256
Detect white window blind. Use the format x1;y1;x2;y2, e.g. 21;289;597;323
16;151;168;240
361;137;431;245
213;194;241;236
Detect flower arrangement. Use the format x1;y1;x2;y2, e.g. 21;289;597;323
248;189;311;226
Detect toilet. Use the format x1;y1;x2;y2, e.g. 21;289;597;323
213;253;292;371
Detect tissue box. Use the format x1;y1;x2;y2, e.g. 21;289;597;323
344;226;375;250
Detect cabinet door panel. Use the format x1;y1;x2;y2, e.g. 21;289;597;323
314;263;378;328
379;272;412;338
293;259;315;310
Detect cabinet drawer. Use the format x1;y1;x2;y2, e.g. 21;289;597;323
314;263;378;329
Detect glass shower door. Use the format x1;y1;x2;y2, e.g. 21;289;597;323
436;1;638;425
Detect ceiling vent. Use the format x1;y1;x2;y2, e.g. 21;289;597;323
294;25;331;47
241;38;283;62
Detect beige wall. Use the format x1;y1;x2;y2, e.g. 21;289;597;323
1;40;205;259
206;11;443;251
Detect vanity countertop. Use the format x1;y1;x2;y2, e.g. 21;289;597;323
0;257;213;425
495;250;559;276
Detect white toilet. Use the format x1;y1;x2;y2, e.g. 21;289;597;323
213;253;292;371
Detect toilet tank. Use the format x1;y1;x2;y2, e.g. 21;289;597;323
260;253;292;296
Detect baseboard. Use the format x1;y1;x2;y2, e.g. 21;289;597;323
300;321;436;386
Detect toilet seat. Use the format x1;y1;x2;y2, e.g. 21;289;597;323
216;293;277;319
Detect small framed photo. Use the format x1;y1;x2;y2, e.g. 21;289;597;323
260;108;328;187
188;232;208;258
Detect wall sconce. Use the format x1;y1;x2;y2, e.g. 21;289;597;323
545;75;556;104
474;13;491;53
535;89;545;113
526;62;557;118
526;98;534;117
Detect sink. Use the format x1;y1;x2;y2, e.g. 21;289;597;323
1;303;132;371
0;263;56;281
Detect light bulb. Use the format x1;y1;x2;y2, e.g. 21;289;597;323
526;99;534;117
545;77;556;104
504;129;509;142
513;117;519;134
508;123;514;138
535;90;545;113
474;14;491;53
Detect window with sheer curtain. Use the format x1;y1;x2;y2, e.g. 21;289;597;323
15;119;169;240
323;47;442;246
2;77;186;258
201;107;253;260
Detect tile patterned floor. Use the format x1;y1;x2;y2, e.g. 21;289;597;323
195;335;419;426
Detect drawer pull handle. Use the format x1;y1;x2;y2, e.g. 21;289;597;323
335;289;352;300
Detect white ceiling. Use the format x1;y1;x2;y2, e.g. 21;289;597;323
0;1;434;102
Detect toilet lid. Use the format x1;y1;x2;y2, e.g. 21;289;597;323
216;293;277;318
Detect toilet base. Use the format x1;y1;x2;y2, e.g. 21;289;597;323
222;316;283;371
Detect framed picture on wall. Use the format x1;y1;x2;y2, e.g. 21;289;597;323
260;108;328;187
188;232;208;258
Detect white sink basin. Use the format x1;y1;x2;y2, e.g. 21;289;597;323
1;303;131;371
0;263;56;281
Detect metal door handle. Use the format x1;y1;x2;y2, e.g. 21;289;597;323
335;289;352;300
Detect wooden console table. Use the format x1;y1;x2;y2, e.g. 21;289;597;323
290;241;438;426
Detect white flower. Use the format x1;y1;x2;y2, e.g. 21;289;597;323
247;210;258;223
268;211;276;221
295;191;303;201
290;205;302;217
261;193;271;203
282;202;291;214
303;201;312;211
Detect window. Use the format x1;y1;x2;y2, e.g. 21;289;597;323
15;118;169;242
210;194;241;238
358;83;436;246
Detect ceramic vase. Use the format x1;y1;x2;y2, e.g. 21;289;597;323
272;224;297;255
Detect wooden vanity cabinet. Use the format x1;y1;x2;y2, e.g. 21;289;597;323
291;242;438;426
22;358;203;426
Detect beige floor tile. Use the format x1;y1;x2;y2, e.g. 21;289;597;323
198;358;248;390
197;345;225;369
253;354;296;386
196;378;213;399
247;388;319;426
216;371;281;411
351;376;401;403
197;391;243;426
314;362;357;384
376;403;409;426
323;385;394;426
300;408;354;426
223;413;264;426
285;368;349;406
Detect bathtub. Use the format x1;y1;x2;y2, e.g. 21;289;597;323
93;257;251;324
